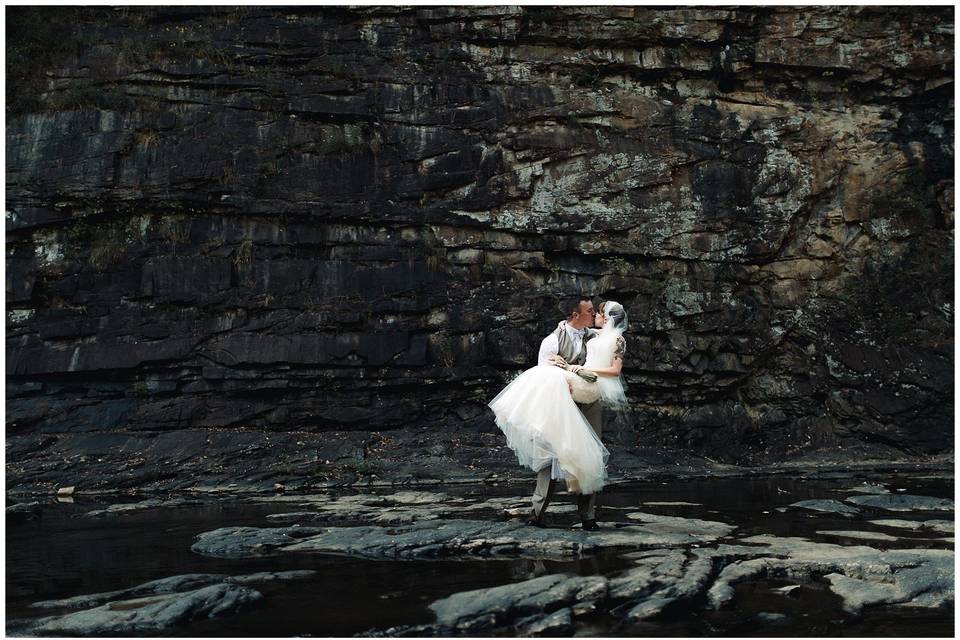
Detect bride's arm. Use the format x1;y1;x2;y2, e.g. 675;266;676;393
574;360;622;377
570;336;625;376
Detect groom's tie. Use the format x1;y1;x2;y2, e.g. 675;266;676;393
571;327;585;357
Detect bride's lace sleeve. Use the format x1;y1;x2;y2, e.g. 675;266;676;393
614;336;626;360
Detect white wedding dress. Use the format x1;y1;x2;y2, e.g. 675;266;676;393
488;331;624;494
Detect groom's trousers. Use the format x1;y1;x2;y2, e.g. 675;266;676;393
531;399;603;521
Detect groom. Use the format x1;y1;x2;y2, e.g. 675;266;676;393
528;295;602;531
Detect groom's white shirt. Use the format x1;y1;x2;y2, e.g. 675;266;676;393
537;321;585;365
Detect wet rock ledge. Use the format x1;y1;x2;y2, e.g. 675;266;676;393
6;478;954;637
7;571;314;636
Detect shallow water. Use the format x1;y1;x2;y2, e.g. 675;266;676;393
6;471;955;636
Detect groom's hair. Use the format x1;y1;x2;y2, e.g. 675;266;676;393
564;295;592;318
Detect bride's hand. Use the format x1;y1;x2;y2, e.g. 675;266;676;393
569;365;582;373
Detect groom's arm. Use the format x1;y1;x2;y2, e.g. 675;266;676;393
537;333;560;366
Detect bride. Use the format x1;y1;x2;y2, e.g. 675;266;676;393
487;300;629;495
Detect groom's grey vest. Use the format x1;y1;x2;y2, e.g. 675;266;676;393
554;326;595;366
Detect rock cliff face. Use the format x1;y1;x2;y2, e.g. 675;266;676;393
5;6;954;491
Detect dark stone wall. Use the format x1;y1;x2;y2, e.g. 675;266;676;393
5;6;954;491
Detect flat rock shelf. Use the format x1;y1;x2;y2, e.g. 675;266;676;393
5;471;954;637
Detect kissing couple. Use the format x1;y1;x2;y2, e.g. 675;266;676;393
488;296;628;531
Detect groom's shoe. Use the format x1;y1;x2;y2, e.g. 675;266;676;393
580;518;599;531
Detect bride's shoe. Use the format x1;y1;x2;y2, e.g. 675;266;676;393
565;477;581;493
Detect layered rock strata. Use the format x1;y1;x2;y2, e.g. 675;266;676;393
5;6;954;491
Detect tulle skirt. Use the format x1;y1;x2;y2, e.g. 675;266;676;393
487;365;609;494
